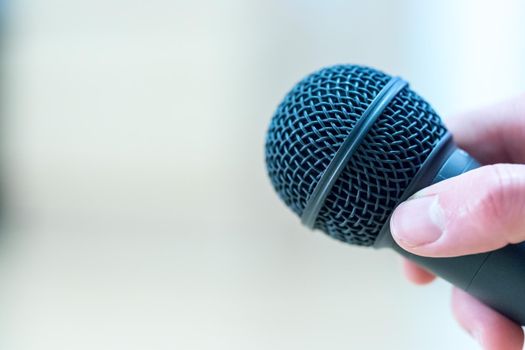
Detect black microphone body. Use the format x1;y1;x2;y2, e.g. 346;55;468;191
265;65;525;325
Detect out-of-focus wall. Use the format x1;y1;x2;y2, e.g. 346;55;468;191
406;0;525;115
1;1;523;349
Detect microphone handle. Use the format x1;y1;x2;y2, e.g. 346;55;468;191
375;138;525;325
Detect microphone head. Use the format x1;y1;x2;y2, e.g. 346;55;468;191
265;65;447;246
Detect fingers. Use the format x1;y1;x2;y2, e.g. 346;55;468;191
446;93;525;164
390;164;525;257
396;97;525;349
402;259;435;285
451;288;524;350
402;264;524;349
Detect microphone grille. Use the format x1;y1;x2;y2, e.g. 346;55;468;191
265;65;447;246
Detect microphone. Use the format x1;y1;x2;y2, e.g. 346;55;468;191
265;64;525;324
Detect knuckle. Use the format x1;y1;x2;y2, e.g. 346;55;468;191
478;164;525;242
481;165;509;220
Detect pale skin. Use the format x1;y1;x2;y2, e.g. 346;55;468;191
390;94;525;349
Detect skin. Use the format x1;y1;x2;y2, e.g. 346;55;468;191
391;94;525;349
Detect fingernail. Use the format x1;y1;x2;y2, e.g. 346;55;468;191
472;329;484;347
465;327;484;347
390;195;444;247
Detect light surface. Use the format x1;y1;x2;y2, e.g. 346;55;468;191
1;1;524;349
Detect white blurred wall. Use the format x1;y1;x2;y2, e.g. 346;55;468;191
1;1;524;349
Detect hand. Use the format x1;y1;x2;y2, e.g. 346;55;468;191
390;94;525;350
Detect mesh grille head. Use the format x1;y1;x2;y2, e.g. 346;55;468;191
265;65;447;246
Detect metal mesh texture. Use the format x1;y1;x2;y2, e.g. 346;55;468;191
265;65;447;246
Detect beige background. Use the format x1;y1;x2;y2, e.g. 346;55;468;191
2;0;525;349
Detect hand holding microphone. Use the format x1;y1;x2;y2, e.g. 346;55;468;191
265;65;525;350
393;95;525;350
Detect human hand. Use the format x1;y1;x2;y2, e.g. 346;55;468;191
390;94;525;350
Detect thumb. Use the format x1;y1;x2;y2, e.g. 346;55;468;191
390;164;525;257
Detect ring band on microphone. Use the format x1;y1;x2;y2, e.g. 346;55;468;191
301;77;408;228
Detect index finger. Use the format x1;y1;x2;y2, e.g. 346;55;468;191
446;93;525;164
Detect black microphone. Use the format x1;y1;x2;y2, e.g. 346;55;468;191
265;64;525;324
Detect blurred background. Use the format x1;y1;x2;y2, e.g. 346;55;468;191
1;0;525;349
